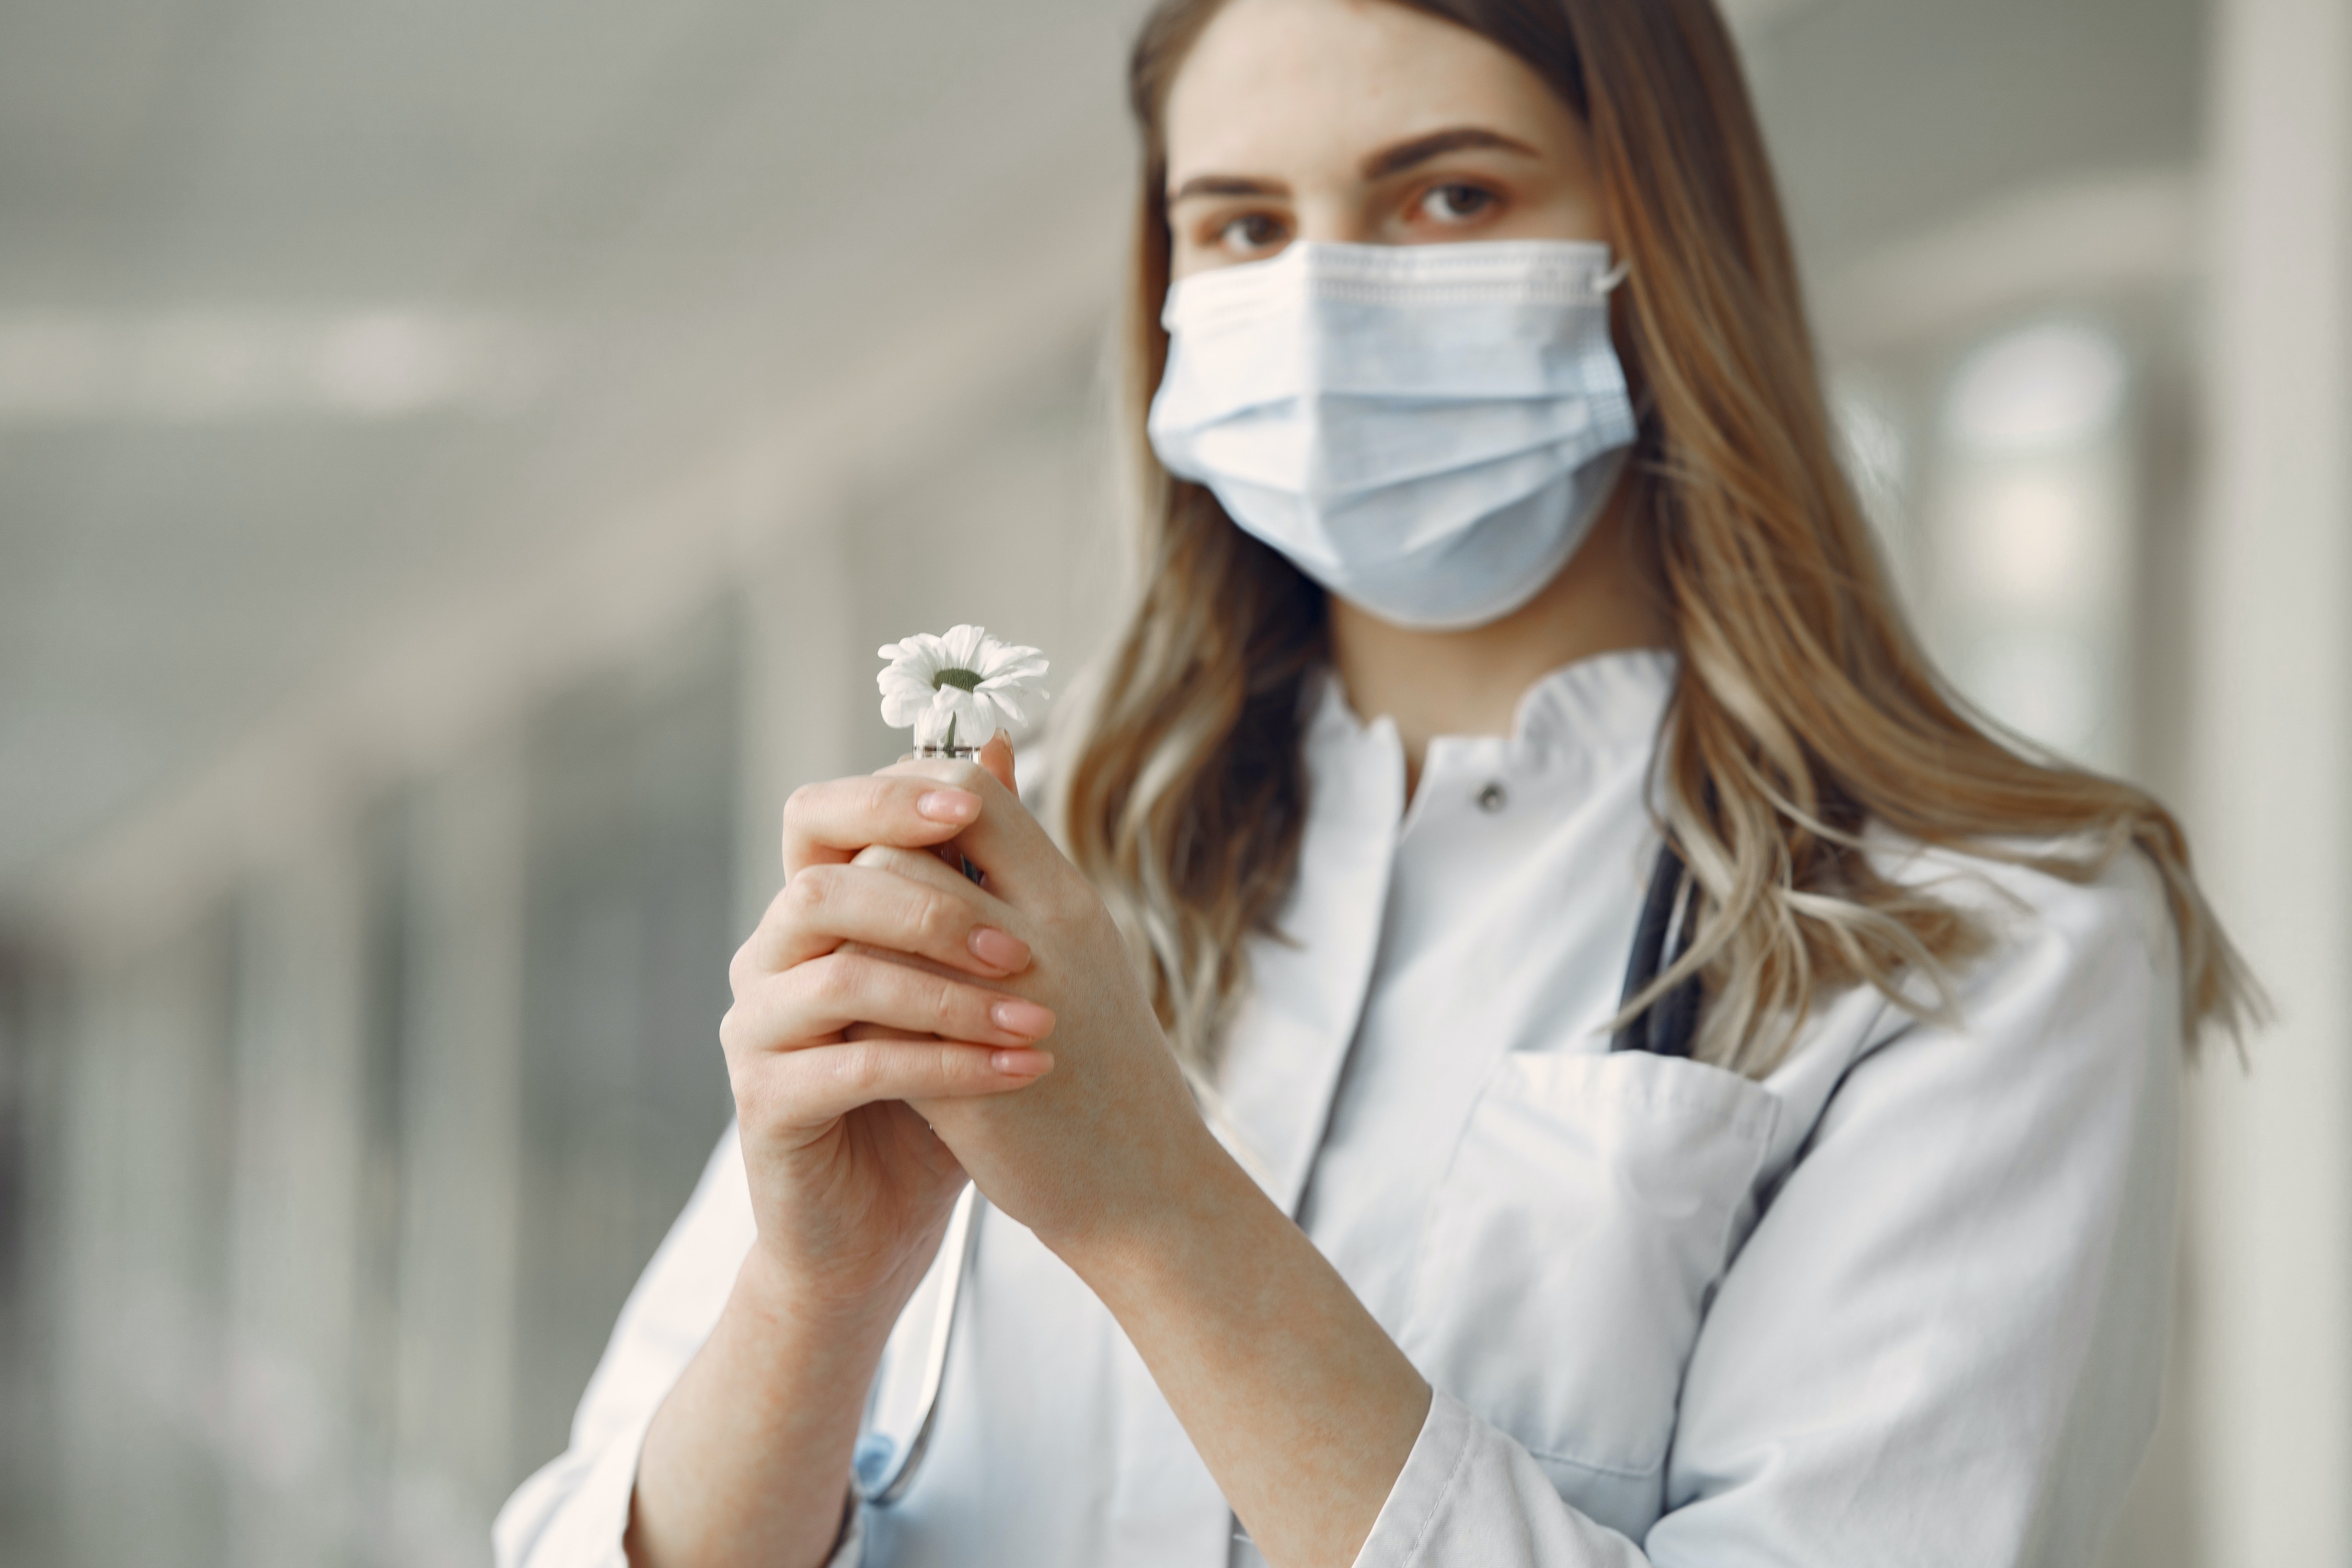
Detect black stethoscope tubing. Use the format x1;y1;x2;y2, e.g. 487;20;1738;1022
1612;840;1702;1058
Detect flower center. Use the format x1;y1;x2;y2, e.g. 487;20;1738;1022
933;667;983;693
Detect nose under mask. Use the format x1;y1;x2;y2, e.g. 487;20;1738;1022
1146;238;1638;631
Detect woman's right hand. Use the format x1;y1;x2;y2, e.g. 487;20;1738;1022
719;770;1059;1323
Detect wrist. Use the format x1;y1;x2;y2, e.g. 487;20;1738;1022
733;1242;911;1362
1042;1120;1264;1294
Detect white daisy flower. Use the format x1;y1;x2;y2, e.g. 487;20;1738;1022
877;624;1051;753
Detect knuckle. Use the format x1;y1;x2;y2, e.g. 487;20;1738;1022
782;782;818;828
730;1073;768;1124
840;1042;886;1098
912;890;959;949
877;845;931;880
788;864;837;915
733;1070;789;1131
808;954;851;1007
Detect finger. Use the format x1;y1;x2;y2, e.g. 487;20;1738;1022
874;754;1060;904
847;841;1025;921
837;844;1027;953
780;775;985;879
835;941;1013;999
945;734;1019;890
726;951;1056;1054
749;1038;1053;1126
977;730;1017;795
841;1018;925;1042
739;861;1033;979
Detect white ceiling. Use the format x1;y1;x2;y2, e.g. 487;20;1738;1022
0;0;2200;909
1743;0;2203;287
0;0;1145;899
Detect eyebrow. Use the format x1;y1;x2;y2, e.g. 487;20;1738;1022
1361;125;1542;180
1167;173;1287;204
1166;125;1542;206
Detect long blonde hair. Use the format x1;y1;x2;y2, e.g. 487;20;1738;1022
1058;0;2259;1078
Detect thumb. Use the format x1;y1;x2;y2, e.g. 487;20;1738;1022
978;729;1018;796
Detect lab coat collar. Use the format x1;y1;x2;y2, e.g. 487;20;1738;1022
1213;648;1677;1217
1311;645;1678;763
1505;647;1679;758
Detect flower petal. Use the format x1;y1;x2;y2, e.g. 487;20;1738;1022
942;624;988;668
913;685;989;748
977;666;1048;693
880;626;1053;737
978;641;1045;678
974;678;1044;726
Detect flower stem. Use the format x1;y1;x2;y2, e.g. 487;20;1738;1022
944;714;958;753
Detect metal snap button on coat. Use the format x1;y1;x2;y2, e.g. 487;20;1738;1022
1475;781;1509;813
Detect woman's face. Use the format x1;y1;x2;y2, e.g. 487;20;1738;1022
1162;0;1609;280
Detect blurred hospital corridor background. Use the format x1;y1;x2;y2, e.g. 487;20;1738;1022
0;0;2345;1561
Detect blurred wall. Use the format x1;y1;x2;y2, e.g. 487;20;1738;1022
6;331;1126;1566
1756;0;2352;1561
0;0;1142;1547
2183;0;2352;1558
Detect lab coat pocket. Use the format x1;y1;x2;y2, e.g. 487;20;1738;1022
1398;1051;1778;1515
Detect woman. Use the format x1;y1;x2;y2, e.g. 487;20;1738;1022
498;0;2254;1563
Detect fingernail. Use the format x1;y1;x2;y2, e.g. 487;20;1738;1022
916;789;980;823
968;926;1030;972
989;998;1054;1039
992;1048;1053;1077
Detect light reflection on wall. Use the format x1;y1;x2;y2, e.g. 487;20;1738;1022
1927;320;2135;773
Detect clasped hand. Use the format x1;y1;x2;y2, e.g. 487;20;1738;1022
720;735;1202;1320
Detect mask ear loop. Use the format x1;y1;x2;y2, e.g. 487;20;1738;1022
1597;258;1634;293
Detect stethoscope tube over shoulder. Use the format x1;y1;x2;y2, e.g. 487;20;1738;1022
852;1181;984;1507
855;840;1701;1511
1612;841;1701;1058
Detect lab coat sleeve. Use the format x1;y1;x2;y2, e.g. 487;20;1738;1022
1352;854;2183;1568
491;1122;868;1568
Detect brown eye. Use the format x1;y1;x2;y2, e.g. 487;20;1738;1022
1419;183;1496;224
1217;213;1287;256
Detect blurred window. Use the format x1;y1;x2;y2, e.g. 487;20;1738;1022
1927;320;2137;772
512;608;742;1478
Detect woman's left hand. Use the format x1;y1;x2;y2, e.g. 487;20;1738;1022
849;737;1433;1568
845;736;1212;1254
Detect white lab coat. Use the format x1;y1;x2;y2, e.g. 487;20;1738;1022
495;651;2180;1567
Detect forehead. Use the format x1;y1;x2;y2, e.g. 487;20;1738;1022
1163;0;1574;179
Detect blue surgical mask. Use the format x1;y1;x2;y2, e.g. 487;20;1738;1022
1147;239;1639;630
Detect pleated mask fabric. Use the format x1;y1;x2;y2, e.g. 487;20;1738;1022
1148;239;1639;630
